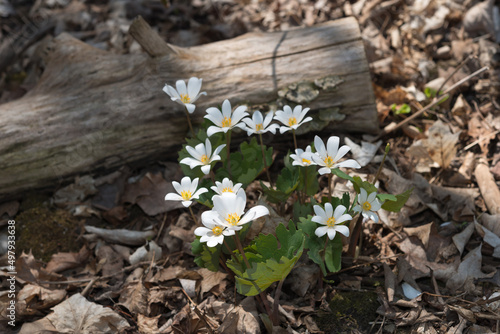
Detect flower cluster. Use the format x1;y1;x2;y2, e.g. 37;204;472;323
163;77;386;251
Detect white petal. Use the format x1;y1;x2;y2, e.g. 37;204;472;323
165;193;182;201
366;211;379;223
186;145;202;160
324;203;334;218
326;228;337;240
185;103;196;114
318;167;331;175
333;145;350;162
172;181;182;194
326;136;340;158
232;106;249;124
213;144;226;156
359;188;368;203
205;108;223;125
315;226;328;238
314;136;327;158
181;200;192;207
175;80;187;95
187;77;202;97
370;199;382;211
312;216;326;225
221;100;232;118
367;191;377;203
201;165;211;174
240;205;269;224
194;226;210;237
335;225;350;237
279;126;291;134
335;159;361;169
333;205;347;219
336;214;353;224
207;126;224;137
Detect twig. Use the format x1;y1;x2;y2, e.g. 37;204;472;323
373;66;489;141
436;55;475;97
180;288;215;334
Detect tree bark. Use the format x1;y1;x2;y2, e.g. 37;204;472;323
0;16;377;200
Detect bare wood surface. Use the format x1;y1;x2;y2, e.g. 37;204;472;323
475;161;500;215
0;16;377;200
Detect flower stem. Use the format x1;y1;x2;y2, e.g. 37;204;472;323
233;232;273;319
347;214;363;260
272;278;285;325
209;169;216;184
188;206;198;225
292;129;298;151
372;143;390;184
327;173;332;202
259;133;273;187
183;107;195;137
226;130;232;178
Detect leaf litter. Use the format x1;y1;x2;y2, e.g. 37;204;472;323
2;0;500;333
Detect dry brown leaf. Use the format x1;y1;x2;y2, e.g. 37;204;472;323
95;245;124;281
422;120;460;169
0;201;19;217
119;280;148;314
53;175;98;207
45;246;90;273
446;245;494;292
212;297;261;334
19;293;129;333
122;172;182;216
137;314;160;334
452;223;475;256
481;213;500;236
404;222;434;248
198;268;227;298
17;284;66;316
152;266;184;282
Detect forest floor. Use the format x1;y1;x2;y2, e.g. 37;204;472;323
1;0;500;333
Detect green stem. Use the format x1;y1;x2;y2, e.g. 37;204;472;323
327;173;332;203
292;129;297;151
233;232;272;317
259;133;273;187
347;214;363;260
209;169;216;184
226;130;232;178
188;206;198;225
303;166;309;202
372;143;390;184
272;278;285;325
184;107;195;137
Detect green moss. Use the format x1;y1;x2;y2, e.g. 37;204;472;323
16;206;82;262
316;290;379;333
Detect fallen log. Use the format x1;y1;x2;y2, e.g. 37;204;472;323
0;16;377;200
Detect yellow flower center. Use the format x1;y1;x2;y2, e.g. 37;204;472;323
324;156;334;167
326;217;336;227
180;94;190;104
302;158;311;165
222;117;232;127
256;123;264;131
363;201;372;211
222;187;233;193
180;190;192;200
212;226;223;236
288;117;297;126
200;154;209;164
225;213;240;226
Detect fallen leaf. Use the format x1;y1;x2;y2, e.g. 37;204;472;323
452;223;475;255
46;246;91;273
446;245;494;292
198;268;227;297
19;293;129;333
119;279;148;314
344;137;382;167
137;314;160;334
17;284;67;316
422;120;461;169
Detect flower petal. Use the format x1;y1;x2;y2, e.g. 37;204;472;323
333;205;347;219
326;136;340;158
187;77;202;97
335;159;361;169
207;126;224;137
333;145;350;162
326;228;337;240
165;193;182;201
315;226;328;238
175;80;187;95
185;103;196;114
314;136;327;158
335;225;350;237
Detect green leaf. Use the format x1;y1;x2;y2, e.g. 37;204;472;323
217;137;272;187
331;168;354;182
298;216;343;276
394;103;411;115
261;166;299;204
381;188;413;212
192;238;221;272
351;176;377;194
293;200;315;222
299;165;319;196
226;223;305;296
376;193;397;202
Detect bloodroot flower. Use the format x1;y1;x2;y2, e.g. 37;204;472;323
312;203;352;240
163;77;206;114
164;177;208;207
290;146;316;167
194;220;232;247
180;138;225;175
201;189;269;232
353;188;382;223
312;135;361;175
205;99;249;136
211;178;242;195
242;110;279;136
274;105;313;134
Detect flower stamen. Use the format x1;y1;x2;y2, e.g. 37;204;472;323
180;94;191;104
256;123;263;131
212;226;223;236
302;158;311;165
225;213;240;226
180;190;192;200
221;117;232;127
363;201;372;211
326;217;336;227
324;156;334;167
222;187;233;193
288;117;297;126
200;154;209;164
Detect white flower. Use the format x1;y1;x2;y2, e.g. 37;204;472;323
179;138;225;175
312;135;361;175
312;203;352;240
241;111;279;136
211;178;243;195
353;188;382;223
194;219;232;248
163;77;207;114
205;100;249;136
290;145;316;167
201;189;269;232
165;177;208;207
274;105;313;134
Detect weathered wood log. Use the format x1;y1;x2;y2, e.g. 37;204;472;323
0;16;377;200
